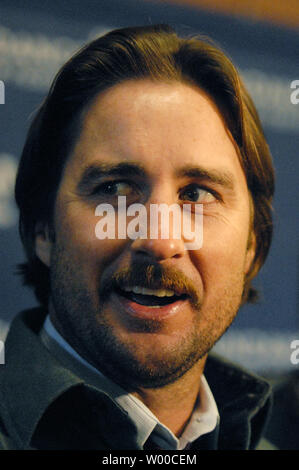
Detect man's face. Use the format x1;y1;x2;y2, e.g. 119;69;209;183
38;80;255;389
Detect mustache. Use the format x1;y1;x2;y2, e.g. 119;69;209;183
99;260;202;309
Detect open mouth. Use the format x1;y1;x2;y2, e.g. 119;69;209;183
115;285;188;307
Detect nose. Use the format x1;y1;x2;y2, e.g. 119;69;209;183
131;237;186;261
129;188;186;261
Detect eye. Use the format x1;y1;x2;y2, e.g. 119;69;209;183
92;180;137;198
179;184;217;203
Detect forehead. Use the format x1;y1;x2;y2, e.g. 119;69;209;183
63;79;247;188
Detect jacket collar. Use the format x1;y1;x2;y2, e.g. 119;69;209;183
0;308;143;449
0;307;271;449
204;354;272;449
0;308;83;448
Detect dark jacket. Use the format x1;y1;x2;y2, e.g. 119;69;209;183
264;371;299;449
0;308;274;450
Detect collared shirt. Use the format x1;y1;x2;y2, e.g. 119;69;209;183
42;315;219;450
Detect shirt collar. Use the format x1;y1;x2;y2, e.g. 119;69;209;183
43;315;219;450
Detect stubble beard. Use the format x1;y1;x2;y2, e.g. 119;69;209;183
49;243;242;391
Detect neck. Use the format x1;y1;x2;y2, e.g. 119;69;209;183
132;356;207;437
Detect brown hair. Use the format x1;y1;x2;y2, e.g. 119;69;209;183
15;24;274;306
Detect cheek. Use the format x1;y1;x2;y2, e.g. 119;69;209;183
54;203;129;272
191;215;251;284
57;208;99;256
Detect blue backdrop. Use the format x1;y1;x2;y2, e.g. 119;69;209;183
0;0;298;374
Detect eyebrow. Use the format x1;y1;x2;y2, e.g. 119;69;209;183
175;165;236;191
77;161;236;193
77;162;147;192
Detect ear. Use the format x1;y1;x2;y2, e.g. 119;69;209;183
35;223;53;268
244;231;256;275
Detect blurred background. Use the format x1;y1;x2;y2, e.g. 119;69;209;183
0;0;298;449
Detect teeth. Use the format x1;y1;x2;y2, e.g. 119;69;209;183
123;286;176;297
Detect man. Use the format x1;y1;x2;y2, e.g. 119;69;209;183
0;24;275;450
